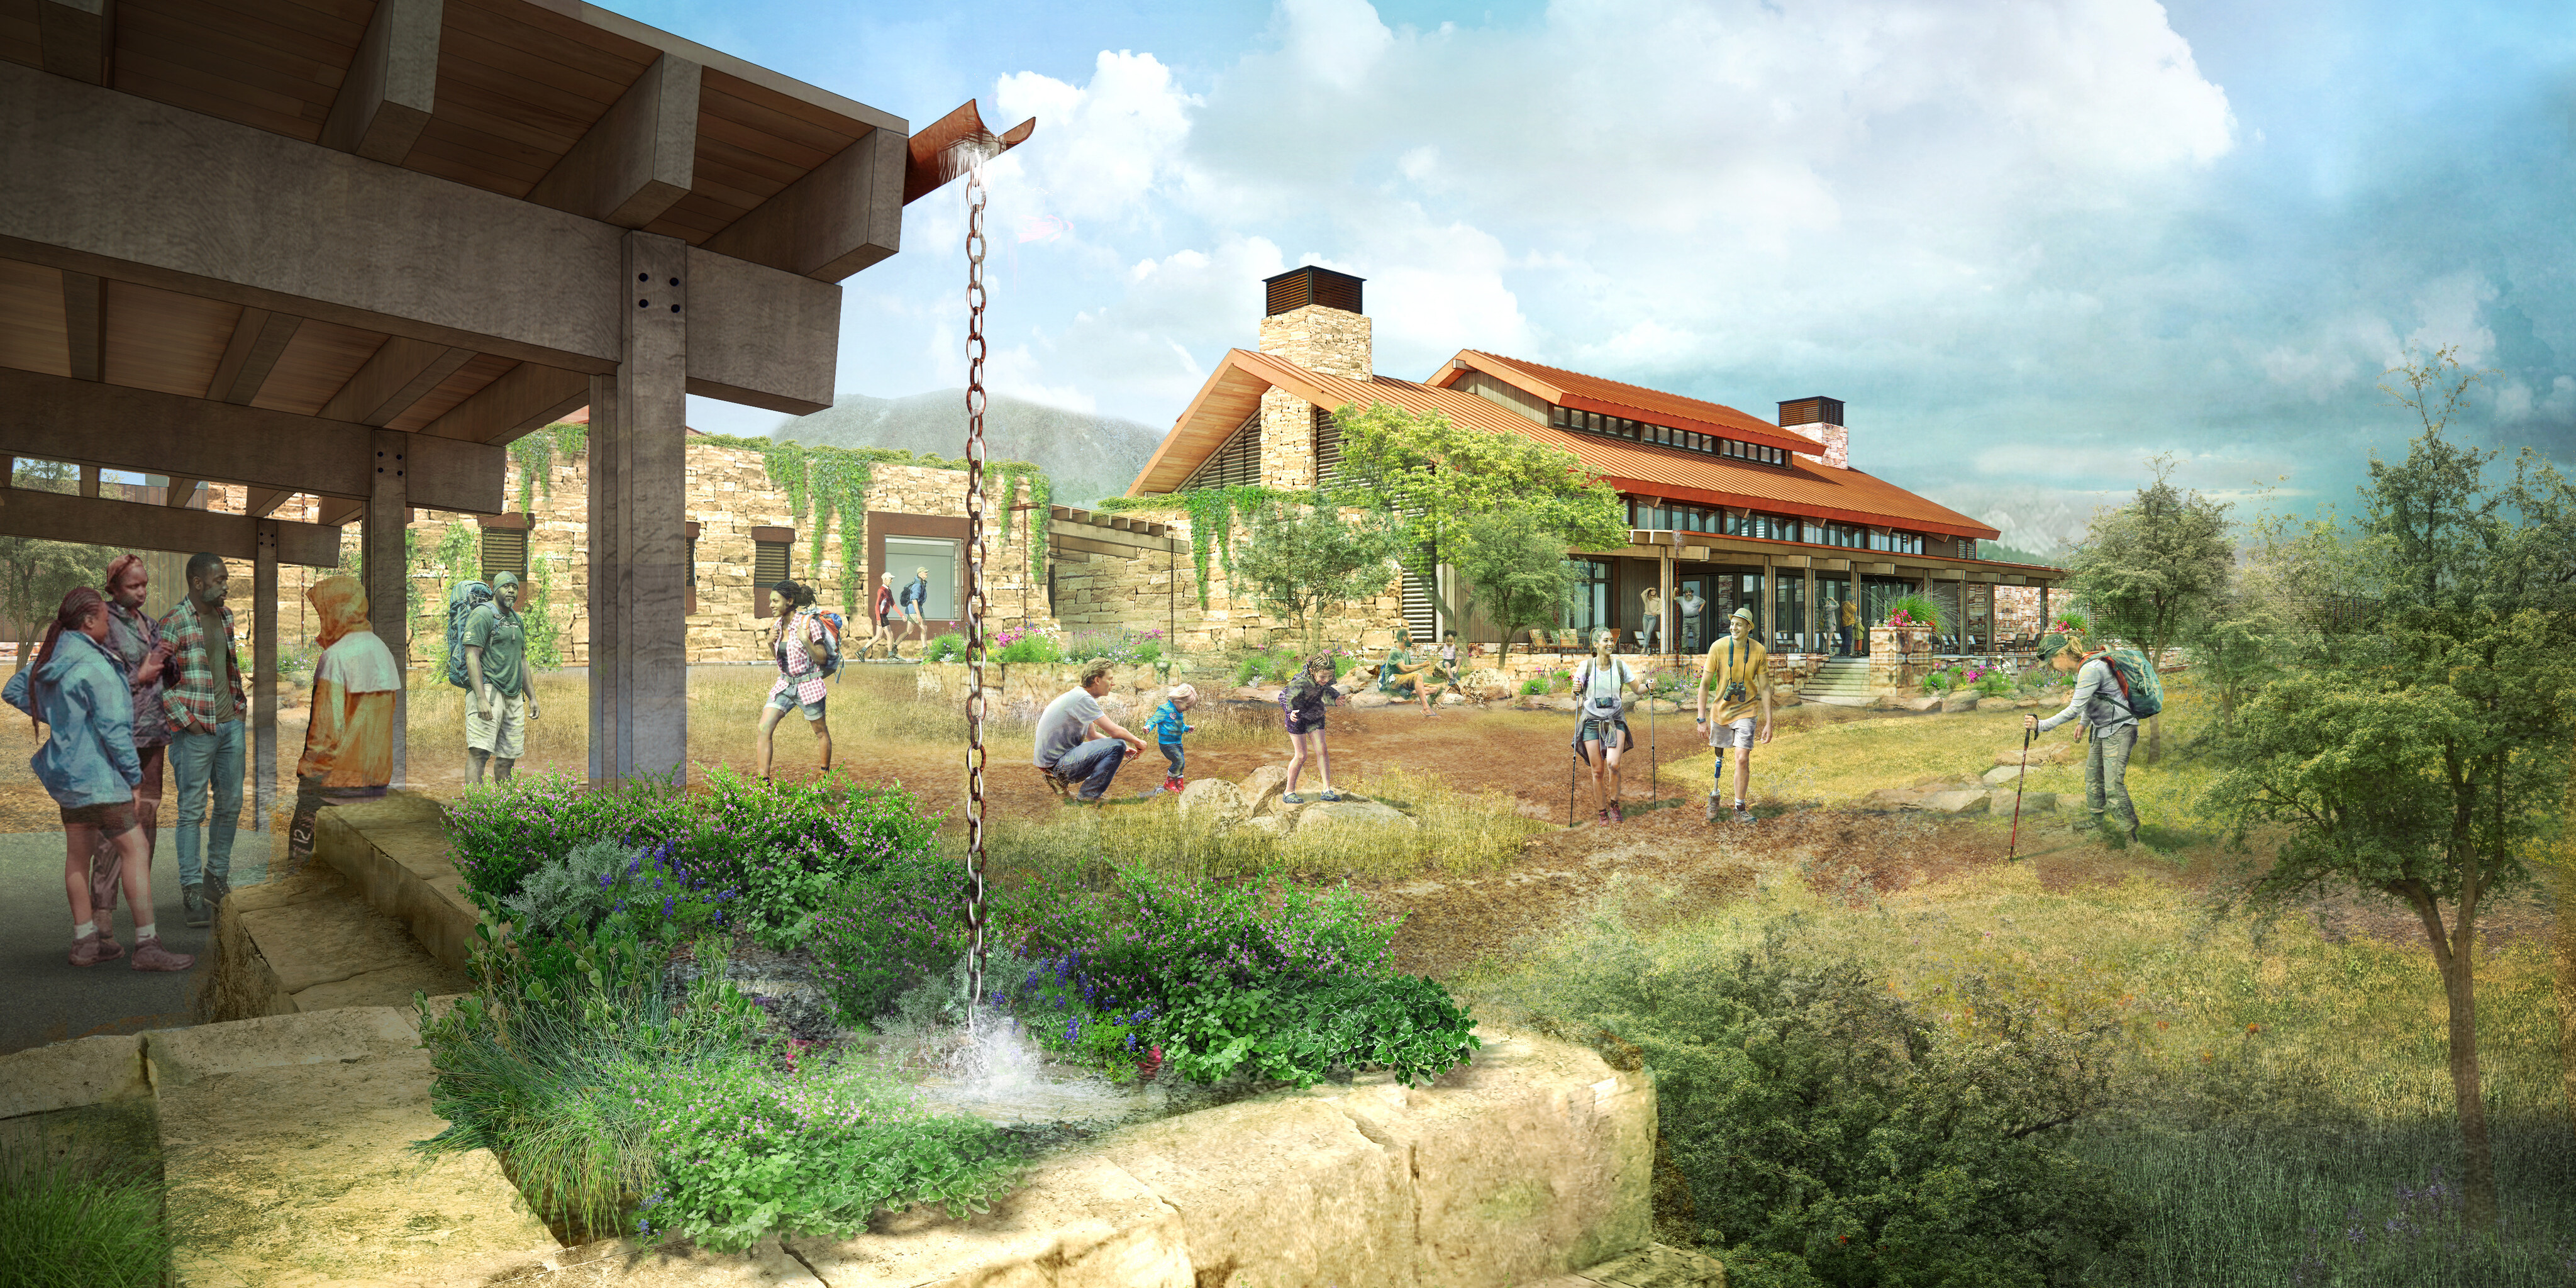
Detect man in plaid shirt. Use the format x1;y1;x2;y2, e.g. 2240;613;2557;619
158;552;248;926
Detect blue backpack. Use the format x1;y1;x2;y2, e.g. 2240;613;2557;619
2092;647;2164;719
444;581;493;689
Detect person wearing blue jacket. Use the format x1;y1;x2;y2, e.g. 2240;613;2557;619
4;587;193;972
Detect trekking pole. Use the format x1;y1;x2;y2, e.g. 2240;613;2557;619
1568;742;1578;828
2007;724;2033;863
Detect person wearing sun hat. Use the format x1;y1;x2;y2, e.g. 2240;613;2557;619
1696;603;1773;825
2024;624;2139;847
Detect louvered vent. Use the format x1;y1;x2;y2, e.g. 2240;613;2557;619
1263;266;1365;317
1182;414;1262;490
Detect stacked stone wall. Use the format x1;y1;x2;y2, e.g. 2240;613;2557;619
1050;506;1404;655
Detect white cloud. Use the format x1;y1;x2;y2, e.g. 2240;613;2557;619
1274;0;1395;92
2399;272;2498;369
990;51;1199;226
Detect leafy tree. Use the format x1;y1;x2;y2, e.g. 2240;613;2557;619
1450;510;1572;670
1327;402;1627;643
2063;453;2234;763
1228;493;1406;655
2199;346;2576;1228
2;460;119;677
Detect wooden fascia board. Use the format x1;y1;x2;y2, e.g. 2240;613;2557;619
1126;352;1272;496
1601;475;1999;541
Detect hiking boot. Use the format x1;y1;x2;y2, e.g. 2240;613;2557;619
130;937;194;972
1281;792;1306;806
1319;789;1343;802
1596;808;1612;825
182;884;210;928
68;932;117;968
1705;794;1723;823
1606;802;1623;824
1733;805;1757;826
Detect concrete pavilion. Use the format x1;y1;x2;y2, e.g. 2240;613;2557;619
0;0;1014;802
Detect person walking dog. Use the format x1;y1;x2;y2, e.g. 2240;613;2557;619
2024;627;2141;847
158;552;245;928
1696;604;1774;824
6;587;192;971
1570;628;1647;824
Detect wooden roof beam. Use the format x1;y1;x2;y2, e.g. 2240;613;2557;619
244;488;294;518
422;361;589;444
1;365;501;513
525;52;701;229
323;0;441;165
319;336;477;427
35;0;114;86
60;269;103;382
0;489;341;565
701;126;903;282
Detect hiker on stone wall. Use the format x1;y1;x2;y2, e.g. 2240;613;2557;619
1035;658;1145;803
2024;626;2140;847
1278;653;1346;804
758;580;835;782
1696;604;1774;826
1571;628;1647;824
464;570;532;786
6;587;192;972
285;576;399;876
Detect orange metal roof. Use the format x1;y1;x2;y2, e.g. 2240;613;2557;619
1131;349;1999;541
1438;351;1814;454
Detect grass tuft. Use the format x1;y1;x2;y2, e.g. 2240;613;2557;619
0;1141;170;1288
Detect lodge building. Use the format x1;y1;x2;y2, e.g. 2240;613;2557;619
1128;267;2068;656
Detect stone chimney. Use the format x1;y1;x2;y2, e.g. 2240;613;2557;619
1255;267;1370;487
1777;396;1850;470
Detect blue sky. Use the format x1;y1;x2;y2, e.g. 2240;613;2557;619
634;0;2575;545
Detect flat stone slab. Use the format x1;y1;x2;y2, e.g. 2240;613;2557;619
1921;790;1990;814
0;1032;150;1119
147;1005;423;1089
160;1031;554;1287
243;886;447;996
1528;1243;1731;1287
786;1151;1192;1287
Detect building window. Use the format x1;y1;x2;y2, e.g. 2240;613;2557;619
1563;558;1612;632
886;535;963;619
752;530;792;617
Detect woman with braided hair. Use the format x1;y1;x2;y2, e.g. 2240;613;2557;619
5;587;192;971
757;579;835;780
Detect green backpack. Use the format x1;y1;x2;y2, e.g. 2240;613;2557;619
2090;647;2164;719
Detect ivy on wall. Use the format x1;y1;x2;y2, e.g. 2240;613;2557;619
1099;486;1290;609
507;422;591;514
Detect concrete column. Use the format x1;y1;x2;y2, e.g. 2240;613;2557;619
252;520;277;833
365;431;409;789
1802;565;1818;653
590;231;690;782
586;372;620;784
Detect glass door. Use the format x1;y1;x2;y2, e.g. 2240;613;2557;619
1675;575;1713;654
1818;577;1852;655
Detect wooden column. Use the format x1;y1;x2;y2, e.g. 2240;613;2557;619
1802;565;1818;653
590;231;691;782
252;519;277;833
1657;550;1675;658
364;431;409;789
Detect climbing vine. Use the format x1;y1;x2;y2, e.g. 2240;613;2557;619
1101;486;1291;609
508;421;591;514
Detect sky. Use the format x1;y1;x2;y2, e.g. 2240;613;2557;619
631;0;2576;543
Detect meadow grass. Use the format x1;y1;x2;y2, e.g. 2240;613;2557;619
0;1139;170;1288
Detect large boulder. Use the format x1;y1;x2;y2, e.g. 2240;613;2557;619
1439;691;1467;705
1941;692;1982;713
1241;765;1289;815
1981;764;2026;788
1239;814;1293;840
1461;667;1515;701
1350;691;1392;709
1290;800;1419;850
1923;790;1990;814
1904;694;1944;713
1177;778;1249;831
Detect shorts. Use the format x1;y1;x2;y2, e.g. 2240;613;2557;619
767;689;828;723
1710;718;1757;751
466;691;528;758
61;799;141;838
1573;715;1631;763
1285;711;1324;735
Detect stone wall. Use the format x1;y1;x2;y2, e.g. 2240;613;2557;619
1050;504;1404;655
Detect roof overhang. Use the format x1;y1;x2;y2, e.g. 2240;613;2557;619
1436;350;1816;455
1127;353;1274;494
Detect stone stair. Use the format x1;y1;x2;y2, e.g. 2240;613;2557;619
1799;657;1875;707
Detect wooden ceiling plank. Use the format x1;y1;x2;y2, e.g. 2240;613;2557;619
422;359;587;443
131;0;354;73
222;312;304;405
318;334;444;424
36;0;114;83
190;0;367;45
399;147;526;199
696;77;857;155
693;133;804;190
59;269;103;381
692;103;835;170
0;257;72;379
438;0;641;94
435;26;622;109
203;304;266;400
697;67;870;143
114;41;332;117
406;111;560;176
525;50;698;228
101;279;235;398
401;122;550;190
110;67;325;139
380;350;509;433
251;318;385;416
433;72;594;152
116;4;339;96
1;5;43;72
243;486;294;516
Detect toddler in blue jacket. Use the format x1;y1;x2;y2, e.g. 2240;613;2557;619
1149;684;1196;793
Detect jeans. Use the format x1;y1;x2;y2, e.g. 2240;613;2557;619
1051;738;1126;801
171;719;245;887
2084;723;2140;832
1838;626;1854;656
1639;614;1660;652
1160;743;1185;777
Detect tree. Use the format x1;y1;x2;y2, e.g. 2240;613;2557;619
1327;402;1628;645
2063;454;2234;763
2;460;119;677
1228;493;1406;655
1450;510;1574;670
2199;347;2576;1229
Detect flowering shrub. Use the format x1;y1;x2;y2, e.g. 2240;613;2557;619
447;772;694;915
1062;627;1165;665
992;626;1062;666
806;850;969;1023
922;632;965;662
500;837;743;943
1919;665;2018;699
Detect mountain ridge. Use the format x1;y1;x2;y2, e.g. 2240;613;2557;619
767;390;1165;508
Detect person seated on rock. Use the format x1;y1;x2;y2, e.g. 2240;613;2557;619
1431;630;1468;699
1374;627;1440;718
286;575;400;878
1277;654;1346;804
4;587;191;972
1035;658;1144;803
1148;683;1196;794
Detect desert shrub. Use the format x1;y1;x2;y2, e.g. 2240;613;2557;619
993;630;1062;665
807;850;971;1024
1521;677;1548;696
0;1143;169;1288
446;773;695;910
1501;911;2141;1287
922;632;965;662
499;838;743;943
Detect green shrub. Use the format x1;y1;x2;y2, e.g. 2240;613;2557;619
806;850;970;1024
923;632;966;662
1974;670;2016;697
499;838;743;944
994;632;1061;665
1502;913;2140;1285
446;773;694;911
0;1144;170;1288
1521;677;1548;696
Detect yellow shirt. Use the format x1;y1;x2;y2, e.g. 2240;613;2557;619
1840;600;1857;628
1703;635;1771;726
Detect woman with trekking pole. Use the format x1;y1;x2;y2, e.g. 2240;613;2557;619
1570;628;1647;824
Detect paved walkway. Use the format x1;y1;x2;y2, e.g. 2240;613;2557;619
0;829;270;1055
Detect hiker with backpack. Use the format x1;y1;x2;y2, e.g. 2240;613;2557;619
865;570;899;661
757;579;838;781
2023;626;2157;848
462;571;534;786
897;565;932;658
1571;628;1648;824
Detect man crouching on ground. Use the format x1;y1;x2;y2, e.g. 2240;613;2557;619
1034;658;1144;803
